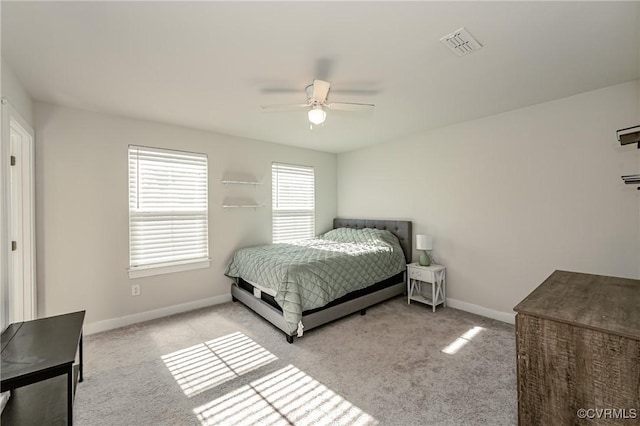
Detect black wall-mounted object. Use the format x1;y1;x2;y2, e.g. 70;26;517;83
622;175;640;190
617;125;640;147
618;125;640;190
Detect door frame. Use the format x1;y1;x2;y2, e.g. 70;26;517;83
1;99;36;325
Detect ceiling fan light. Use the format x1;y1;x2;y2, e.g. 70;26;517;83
308;106;326;125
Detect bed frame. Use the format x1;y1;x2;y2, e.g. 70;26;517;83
230;218;412;343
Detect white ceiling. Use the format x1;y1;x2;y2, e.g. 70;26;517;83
2;1;639;153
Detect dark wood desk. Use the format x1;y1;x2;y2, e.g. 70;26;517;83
1;311;85;425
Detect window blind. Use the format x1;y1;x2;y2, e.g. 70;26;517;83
272;163;315;243
128;145;209;269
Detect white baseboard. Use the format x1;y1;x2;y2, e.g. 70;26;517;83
84;294;232;335
446;298;515;324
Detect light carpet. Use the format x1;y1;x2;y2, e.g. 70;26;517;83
75;296;517;426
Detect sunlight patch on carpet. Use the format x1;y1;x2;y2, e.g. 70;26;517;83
162;332;277;397
441;326;484;355
193;364;378;426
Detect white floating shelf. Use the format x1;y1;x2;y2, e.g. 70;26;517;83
222;204;265;210
221;180;263;185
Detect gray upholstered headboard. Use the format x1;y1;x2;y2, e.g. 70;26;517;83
333;218;412;263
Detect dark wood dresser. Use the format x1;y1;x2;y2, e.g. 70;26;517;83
514;270;640;425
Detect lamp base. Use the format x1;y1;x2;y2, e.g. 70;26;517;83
419;251;431;266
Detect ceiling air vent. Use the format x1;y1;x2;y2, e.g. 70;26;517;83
440;27;482;56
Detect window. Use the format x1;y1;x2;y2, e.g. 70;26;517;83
128;145;209;278
272;163;315;243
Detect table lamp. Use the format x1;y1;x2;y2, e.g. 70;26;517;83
416;235;433;266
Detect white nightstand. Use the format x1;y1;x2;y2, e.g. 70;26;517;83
406;263;446;312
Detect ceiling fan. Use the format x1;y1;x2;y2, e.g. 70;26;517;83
260;79;375;128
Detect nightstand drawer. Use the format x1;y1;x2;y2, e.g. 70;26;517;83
408;267;433;282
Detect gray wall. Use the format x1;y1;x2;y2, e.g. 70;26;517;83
337;81;640;321
34;102;337;329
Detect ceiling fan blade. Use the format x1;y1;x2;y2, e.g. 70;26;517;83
312;79;331;102
315;58;333;81
326;102;375;112
329;89;380;96
260;103;310;112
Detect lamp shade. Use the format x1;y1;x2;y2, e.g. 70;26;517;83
308;106;326;125
416;234;433;251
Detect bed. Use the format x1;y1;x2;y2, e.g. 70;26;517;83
226;218;412;343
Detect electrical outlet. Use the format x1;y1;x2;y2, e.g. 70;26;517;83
131;284;140;296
